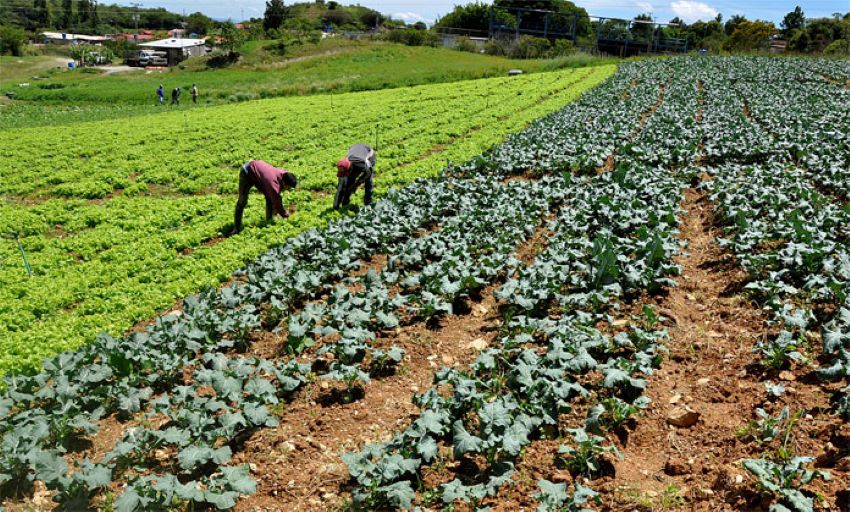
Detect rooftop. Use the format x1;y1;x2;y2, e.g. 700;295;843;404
139;38;206;49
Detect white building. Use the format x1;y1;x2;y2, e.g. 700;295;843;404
42;32;108;45
139;38;207;66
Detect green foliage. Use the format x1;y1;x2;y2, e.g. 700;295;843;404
557;428;618;477
823;39;850;55
743;457;830;512
0;25;25;56
433;2;494;34
186;11;214;36
263;0;289;32
726;20;776;51
0;63;614;377
535;479;600;512
383;28;441;47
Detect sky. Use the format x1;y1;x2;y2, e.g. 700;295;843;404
132;0;849;25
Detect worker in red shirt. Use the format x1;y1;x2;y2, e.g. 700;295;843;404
234;160;298;233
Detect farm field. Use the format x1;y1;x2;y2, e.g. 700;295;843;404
0;41;610;130
1;55;850;512
0;64;615;377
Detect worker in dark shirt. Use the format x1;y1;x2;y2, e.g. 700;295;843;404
234;160;298;233
334;143;376;210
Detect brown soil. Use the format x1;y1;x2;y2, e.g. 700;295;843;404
596;189;848;511
233;286;502;511
233;217;555;510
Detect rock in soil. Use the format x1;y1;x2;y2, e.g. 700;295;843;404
667;406;701;428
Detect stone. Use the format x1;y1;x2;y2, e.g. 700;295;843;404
320;463;347;478
667;406;701;428
467;337;488;351
696;378;711;386
778;371;796;381
551;470;572;483
441;354;454;365
669;393;682;404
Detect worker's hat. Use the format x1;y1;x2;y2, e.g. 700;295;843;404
337;159;351;170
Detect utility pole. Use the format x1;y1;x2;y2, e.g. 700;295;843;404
131;2;140;33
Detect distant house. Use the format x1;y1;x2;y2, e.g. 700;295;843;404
235;23;253;31
112;30;156;42
769;37;788;54
168;28;187;39
42;32;108;45
139;38;207;66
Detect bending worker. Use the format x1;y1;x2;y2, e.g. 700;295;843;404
234;160;298;233
334;143;376;210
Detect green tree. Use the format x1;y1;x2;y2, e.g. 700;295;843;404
360;10;384;28
264;0;288;32
187;12;213;35
631;13;654;43
781;6;805;35
434;2;489;33
0;25;26;56
219;21;246;52
322;9;353;27
61;0;77;29
724;14;747;36
33;0;51;28
727;20;775;51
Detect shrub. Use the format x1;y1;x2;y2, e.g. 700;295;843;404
823;39;849;56
508;36;551;59
549;38;576;57
0;25;26;56
206;50;240;68
484;38;509;56
383;29;440;47
454;36;478;53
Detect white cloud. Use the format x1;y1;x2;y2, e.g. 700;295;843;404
636;2;654;13
393;11;430;24
671;0;719;22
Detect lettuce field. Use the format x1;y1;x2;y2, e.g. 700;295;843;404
1;56;850;511
0;65;613;377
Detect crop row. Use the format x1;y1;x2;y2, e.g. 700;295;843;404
0;65;614;377
3;56;847;510
0;58;672;510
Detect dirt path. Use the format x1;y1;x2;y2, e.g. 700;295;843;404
600;188;848;511
600;188;766;510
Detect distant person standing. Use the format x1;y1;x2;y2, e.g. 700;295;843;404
156;84;164;106
171;87;180;105
191;83;198;104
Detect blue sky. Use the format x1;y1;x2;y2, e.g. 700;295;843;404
133;1;848;25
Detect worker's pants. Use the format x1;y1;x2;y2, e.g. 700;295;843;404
334;166;373;209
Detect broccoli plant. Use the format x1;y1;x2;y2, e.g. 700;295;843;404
742;457;830;512
535;479;601;512
557;428;618;478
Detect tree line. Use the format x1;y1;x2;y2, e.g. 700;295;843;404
433;1;850;55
